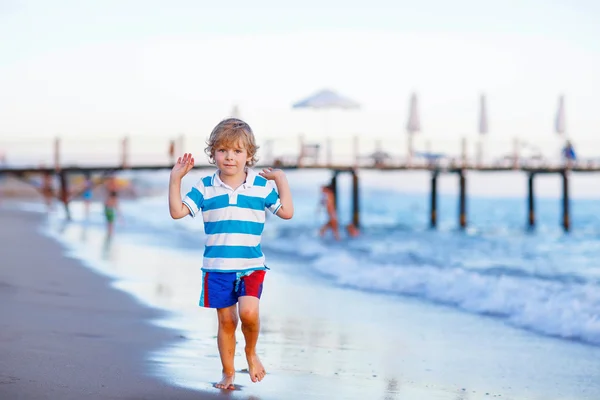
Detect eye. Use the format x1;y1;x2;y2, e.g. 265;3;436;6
217;149;226;152
235;149;243;154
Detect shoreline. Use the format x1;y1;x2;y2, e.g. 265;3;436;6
4;199;600;400
0;208;220;400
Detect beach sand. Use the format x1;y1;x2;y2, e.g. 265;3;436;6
0;209;220;400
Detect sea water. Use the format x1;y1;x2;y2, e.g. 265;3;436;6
32;169;600;399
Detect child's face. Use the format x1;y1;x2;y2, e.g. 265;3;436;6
214;140;252;178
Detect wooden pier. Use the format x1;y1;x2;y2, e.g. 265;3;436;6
1;136;599;232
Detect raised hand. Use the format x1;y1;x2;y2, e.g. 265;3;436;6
171;153;195;179
259;167;285;181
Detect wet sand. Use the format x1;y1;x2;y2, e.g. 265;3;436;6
0;209;220;399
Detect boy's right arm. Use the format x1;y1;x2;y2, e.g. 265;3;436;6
169;176;190;219
169;153;195;219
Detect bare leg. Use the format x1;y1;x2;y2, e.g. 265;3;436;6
332;227;341;241
238;296;266;383
319;223;328;237
331;220;341;241
215;305;238;390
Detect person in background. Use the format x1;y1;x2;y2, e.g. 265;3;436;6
168;118;294;390
319;184;340;241
104;175;121;237
562;140;576;168
41;169;55;212
81;174;94;219
346;222;360;238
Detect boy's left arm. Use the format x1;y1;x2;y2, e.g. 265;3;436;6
261;168;294;220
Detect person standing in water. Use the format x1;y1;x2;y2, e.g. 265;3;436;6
319;184;340;240
41;169;55;212
78;173;94;219
104;175;120;237
168;118;294;390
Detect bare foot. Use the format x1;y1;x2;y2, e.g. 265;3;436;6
246;352;266;383
214;372;235;390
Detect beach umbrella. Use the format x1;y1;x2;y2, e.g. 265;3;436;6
230;104;241;119
406;92;420;165
292;89;360;166
406;92;421;134
555;94;566;135
477;93;489;166
292;89;360;110
479;94;489;135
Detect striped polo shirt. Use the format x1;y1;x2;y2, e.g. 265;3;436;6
182;168;281;272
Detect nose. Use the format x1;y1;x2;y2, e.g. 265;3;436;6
225;150;234;159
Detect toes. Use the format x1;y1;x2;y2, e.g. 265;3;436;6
252;370;266;382
214;383;236;390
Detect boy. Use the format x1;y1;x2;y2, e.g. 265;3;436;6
168;118;294;390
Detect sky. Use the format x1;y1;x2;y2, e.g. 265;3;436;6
1;0;600;163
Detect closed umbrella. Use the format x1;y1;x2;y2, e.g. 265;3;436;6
477;94;489;166
230;104;241;119
406;92;421;166
555;95;566;135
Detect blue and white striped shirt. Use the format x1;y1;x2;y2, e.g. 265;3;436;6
182;168;281;272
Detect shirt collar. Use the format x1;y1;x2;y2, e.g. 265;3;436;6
212;168;257;188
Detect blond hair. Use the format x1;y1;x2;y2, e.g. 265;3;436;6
204;118;259;167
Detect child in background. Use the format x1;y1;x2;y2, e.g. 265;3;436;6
168;118;294;390
319;184;340;240
104;175;120;237
81;174;94;219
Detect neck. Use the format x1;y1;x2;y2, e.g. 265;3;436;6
219;169;247;188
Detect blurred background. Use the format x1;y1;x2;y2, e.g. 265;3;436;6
2;0;600;174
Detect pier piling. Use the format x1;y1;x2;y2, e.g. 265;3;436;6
562;170;570;232
528;173;535;228
459;170;467;229
351;170;360;228
430;172;438;228
58;171;71;220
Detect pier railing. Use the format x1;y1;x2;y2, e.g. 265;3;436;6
1;133;599;171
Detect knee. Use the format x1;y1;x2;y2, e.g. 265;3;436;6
219;316;238;333
239;308;259;326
